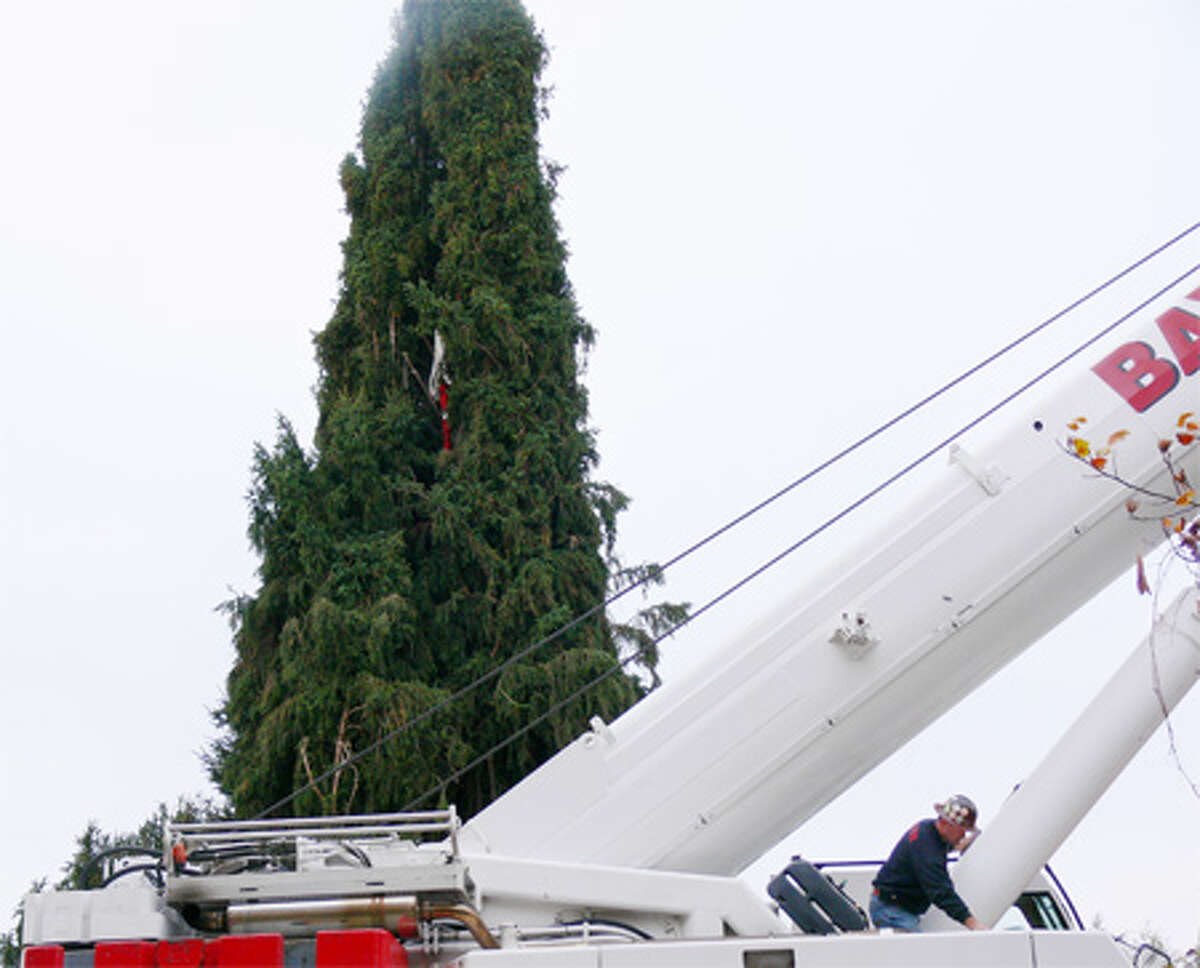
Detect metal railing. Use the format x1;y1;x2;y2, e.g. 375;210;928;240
165;808;460;874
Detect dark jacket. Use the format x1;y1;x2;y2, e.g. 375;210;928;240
872;818;973;924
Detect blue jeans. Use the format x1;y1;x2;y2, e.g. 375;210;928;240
870;892;920;932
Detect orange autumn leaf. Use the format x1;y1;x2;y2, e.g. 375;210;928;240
1073;438;1091;457
1159;438;1173;452
1177;490;1195;505
1178;411;1195;427
1107;429;1131;445
1178;433;1196;446
1090;456;1108;471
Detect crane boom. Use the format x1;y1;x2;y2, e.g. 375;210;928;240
460;282;1200;876
23;282;1200;967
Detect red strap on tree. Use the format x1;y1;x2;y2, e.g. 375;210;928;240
439;382;451;450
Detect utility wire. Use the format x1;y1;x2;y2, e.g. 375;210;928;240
401;256;1200;811
256;221;1200;820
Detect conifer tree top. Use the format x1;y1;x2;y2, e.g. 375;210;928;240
211;0;669;822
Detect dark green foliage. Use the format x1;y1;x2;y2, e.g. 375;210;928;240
1;928;18;967
0;885;33;968
212;0;675;820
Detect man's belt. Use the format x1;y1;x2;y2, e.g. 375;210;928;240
873;886;921;915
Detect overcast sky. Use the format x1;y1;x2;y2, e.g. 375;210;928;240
2;0;1199;953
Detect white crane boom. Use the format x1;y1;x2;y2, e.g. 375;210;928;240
460;283;1200;876
22;282;1200;967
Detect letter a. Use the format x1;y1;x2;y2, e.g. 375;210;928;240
1158;307;1200;376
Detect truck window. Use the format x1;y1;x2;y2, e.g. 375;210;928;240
994;891;1071;930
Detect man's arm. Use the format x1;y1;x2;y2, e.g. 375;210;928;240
912;829;977;926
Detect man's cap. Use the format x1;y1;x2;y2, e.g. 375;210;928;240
935;794;978;829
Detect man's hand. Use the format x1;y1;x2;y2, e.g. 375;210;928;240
963;915;984;931
956;828;980;852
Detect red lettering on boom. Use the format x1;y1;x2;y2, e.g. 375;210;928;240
1091;341;1178;413
1158;307;1200;376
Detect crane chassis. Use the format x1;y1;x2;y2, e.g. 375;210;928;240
21;284;1200;966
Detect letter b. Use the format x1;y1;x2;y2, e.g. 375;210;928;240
1091;341;1178;413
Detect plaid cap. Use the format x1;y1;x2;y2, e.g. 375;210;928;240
935;794;978;828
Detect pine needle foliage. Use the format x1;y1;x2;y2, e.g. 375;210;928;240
211;0;668;820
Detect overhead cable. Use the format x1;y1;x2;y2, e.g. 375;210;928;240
400;254;1200;810
256;220;1200;820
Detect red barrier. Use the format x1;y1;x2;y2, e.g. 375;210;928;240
156;939;208;967
211;933;284;968
22;946;65;968
94;941;157;967
316;929;409;967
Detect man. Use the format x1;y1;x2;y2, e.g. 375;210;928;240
869;794;985;932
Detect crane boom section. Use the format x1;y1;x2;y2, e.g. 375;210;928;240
461;283;1200;875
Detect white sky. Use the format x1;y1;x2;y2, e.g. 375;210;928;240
2;0;1199;954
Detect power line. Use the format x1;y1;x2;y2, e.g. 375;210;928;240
401;254;1200;811
254;220;1200;820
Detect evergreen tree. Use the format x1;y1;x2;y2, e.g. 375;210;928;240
211;0;678;820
